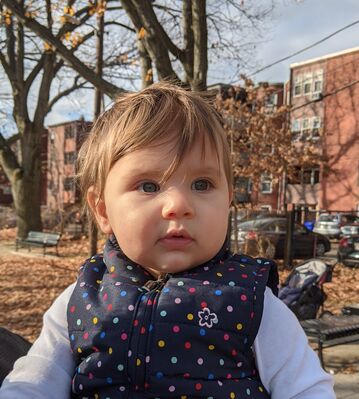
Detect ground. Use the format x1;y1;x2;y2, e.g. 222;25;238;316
0;228;358;343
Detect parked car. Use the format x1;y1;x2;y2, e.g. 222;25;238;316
234;217;331;259
340;222;359;238
337;235;359;267
313;213;358;239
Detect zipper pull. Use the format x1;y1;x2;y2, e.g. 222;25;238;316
143;273;171;291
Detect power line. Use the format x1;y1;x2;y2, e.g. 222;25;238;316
247;19;359;78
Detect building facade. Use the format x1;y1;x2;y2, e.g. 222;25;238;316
287;47;359;213
0;120;91;212
46;120;91;211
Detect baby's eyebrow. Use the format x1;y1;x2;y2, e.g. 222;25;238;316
191;166;221;176
125;168;164;179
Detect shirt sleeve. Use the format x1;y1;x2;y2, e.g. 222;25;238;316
0;283;76;399
253;287;335;399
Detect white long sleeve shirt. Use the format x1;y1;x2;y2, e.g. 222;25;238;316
0;285;335;398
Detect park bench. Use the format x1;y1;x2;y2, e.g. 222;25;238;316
300;314;359;370
15;231;61;256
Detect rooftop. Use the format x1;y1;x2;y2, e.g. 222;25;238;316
290;46;359;69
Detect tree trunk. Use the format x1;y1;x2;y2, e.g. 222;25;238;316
89;9;105;257
8;124;43;238
11;170;42;238
191;0;207;91
182;0;194;84
137;39;153;88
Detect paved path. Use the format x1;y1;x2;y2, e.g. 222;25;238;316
323;343;359;398
335;373;359;398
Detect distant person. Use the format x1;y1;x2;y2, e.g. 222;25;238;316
0;82;335;398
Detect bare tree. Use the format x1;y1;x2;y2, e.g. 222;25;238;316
216;80;322;202
4;0;277;92
0;0;108;237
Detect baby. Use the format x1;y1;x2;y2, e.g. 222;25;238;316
0;82;334;398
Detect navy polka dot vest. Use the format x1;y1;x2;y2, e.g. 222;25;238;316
67;236;278;398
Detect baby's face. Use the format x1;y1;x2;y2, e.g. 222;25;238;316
95;137;232;277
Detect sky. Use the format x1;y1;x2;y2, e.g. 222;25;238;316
248;0;359;84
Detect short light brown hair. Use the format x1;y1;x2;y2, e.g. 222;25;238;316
77;82;232;216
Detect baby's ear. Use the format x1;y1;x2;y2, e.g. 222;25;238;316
87;186;113;235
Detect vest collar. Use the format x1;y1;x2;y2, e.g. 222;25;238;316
102;234;230;286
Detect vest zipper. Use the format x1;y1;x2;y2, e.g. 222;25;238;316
132;273;171;392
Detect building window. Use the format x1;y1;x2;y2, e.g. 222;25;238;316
64;152;76;165
247;178;253;193
288;167;320;185
293;75;302;97
303;74;312;95
65;125;76;139
49;130;55;143
260;173;272;194
1;186;12;195
312;116;321;140
287;167;301;184
63;177;75;191
291;117;321;142
291;119;301;141
302;118;311;140
302;168;320;185
312;168;320;184
265;93;278;112
313;70;323;93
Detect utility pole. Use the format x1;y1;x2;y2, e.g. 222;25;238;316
89;2;105;256
284;204;295;269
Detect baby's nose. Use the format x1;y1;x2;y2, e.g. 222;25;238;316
162;189;195;219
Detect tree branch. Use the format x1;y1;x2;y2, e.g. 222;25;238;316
0;50;16;82
121;0;180;82
2;0;125;99
132;0;185;62
0;132;22;180
46;77;87;113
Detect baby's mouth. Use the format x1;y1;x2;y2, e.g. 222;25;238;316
159;230;194;248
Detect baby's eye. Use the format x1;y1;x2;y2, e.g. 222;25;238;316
138;181;160;193
192;179;212;191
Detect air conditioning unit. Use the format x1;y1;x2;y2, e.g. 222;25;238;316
311;92;322;100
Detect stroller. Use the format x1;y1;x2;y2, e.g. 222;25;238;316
279;259;334;320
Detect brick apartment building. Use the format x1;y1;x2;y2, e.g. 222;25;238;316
287;47;359;214
0;120;91;212
46;120;91;211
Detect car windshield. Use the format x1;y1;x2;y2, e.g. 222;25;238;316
237;218;286;231
318;214;338;222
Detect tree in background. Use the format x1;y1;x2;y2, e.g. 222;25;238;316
216;79;323;250
1;0;285;239
0;0;119;237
